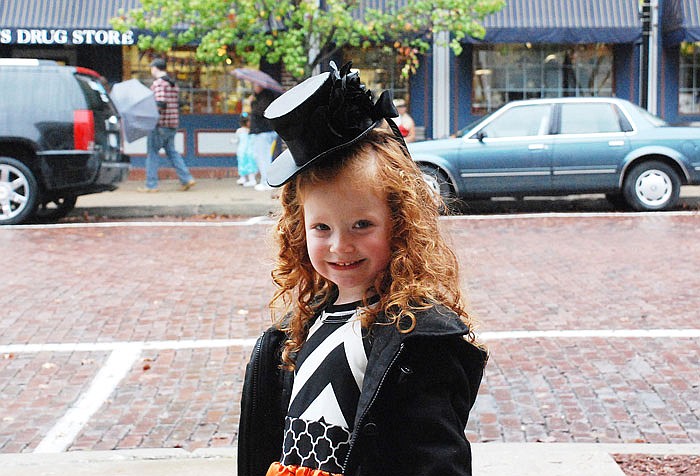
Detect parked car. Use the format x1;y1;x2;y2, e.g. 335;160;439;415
0;58;129;225
410;97;700;211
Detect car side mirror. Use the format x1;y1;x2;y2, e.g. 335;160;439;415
474;131;487;142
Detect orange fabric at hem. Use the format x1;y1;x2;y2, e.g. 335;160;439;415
266;461;343;476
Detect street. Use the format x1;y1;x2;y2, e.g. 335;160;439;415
1;212;699;454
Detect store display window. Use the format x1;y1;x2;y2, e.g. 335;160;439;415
343;47;409;102
472;44;613;114
679;42;700;114
121;46;250;114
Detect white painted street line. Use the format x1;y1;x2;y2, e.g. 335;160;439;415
2;331;698;356
0;338;257;354
441;210;699;221
33;344;142;453
2;329;696;454
479;329;700;340
1;220;276;230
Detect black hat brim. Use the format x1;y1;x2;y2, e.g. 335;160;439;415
267;118;383;187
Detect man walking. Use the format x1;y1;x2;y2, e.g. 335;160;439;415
139;58;196;192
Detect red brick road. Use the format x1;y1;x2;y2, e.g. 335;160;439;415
1;213;698;453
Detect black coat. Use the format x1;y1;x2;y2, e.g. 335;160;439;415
238;305;487;476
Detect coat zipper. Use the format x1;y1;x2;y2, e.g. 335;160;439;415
343;342;405;472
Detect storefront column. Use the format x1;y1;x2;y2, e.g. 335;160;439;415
647;0;660;115
432;31;450;139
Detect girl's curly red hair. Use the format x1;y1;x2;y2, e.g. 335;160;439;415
270;127;473;368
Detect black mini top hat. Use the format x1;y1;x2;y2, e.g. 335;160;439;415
264;61;402;187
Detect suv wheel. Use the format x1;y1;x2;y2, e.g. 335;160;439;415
622;160;680;211
35;196;78;222
0;157;39;225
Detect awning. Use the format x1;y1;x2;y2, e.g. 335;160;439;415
663;0;700;45
469;0;642;44
1;0;141;29
0;0;142;45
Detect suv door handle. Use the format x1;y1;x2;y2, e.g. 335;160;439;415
608;140;625;147
528;144;547;150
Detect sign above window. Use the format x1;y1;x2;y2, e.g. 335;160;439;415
0;28;135;46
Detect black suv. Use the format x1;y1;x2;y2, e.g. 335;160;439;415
0;59;129;225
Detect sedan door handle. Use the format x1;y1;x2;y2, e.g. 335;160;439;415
608;140;625;147
528;144;547;150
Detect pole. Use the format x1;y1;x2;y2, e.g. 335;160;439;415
647;0;659;115
432;31;450;139
639;1;650;109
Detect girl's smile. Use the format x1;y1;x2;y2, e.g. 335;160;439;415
329;259;364;269
302;178;392;304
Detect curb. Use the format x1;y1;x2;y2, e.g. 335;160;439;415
70;204;279;219
3;444;700;476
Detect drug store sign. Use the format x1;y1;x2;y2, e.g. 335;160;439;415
0;28;135;45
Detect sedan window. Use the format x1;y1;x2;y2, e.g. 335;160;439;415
476;104;552;138
560;103;623;134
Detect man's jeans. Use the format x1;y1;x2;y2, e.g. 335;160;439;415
145;127;194;189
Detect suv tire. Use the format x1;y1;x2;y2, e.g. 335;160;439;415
35;195;78;222
0;156;39;225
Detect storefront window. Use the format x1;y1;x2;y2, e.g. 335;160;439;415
472;44;613;114
679;42;700;114
343;47;408;103
121;46;250;114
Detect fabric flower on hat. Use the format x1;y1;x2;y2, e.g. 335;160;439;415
326;61;376;139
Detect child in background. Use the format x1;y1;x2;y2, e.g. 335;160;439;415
235;112;258;187
238;62;487;476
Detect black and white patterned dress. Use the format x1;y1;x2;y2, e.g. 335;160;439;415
280;299;373;474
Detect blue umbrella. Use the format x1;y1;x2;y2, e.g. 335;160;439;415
110;79;160;143
232;68;284;92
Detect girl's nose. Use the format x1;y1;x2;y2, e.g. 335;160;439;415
330;231;354;253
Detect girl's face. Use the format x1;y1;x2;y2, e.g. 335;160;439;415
302;176;393;305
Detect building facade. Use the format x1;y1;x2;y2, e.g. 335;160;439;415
1;0;699;171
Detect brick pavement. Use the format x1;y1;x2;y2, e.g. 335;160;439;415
1;214;699;453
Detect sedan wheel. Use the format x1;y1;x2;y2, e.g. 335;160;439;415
418;164;457;212
622;161;680;211
418;164;453;198
0;157;39;225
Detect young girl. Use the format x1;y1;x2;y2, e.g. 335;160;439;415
238;62;487;476
235;112;259;187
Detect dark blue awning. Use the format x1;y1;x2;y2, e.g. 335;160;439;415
663;0;700;45
469;0;642;44
1;0;141;29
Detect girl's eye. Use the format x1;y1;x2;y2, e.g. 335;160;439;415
354;220;372;229
312;223;330;231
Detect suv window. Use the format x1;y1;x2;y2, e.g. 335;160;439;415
0;67;87;132
75;73;115;114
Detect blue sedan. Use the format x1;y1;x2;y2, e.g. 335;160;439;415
409;97;700;211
